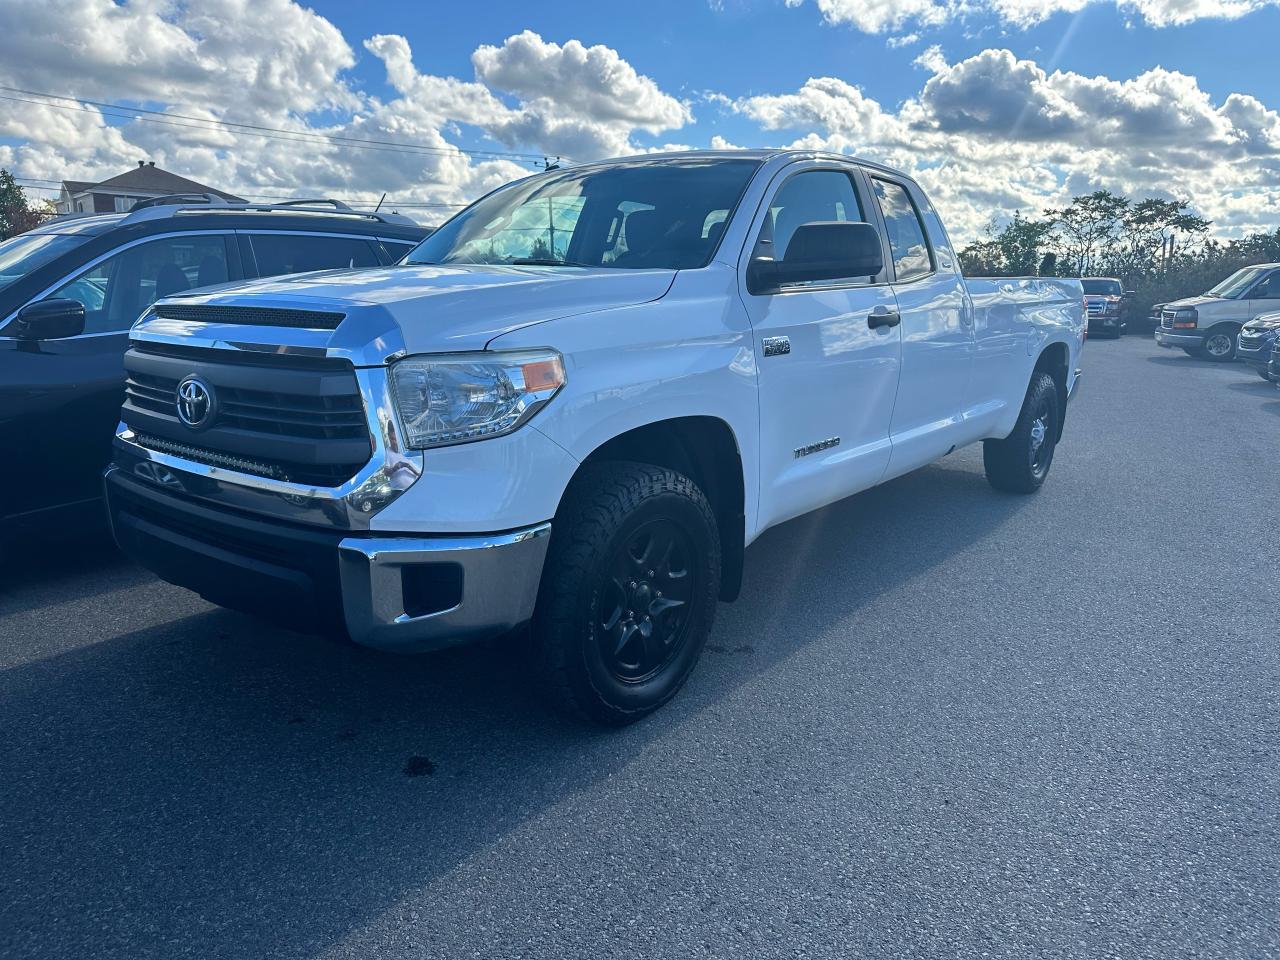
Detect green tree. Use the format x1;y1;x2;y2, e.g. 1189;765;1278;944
0;169;50;240
996;211;1055;276
1044;190;1129;276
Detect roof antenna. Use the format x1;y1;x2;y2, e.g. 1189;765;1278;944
374;192;386;213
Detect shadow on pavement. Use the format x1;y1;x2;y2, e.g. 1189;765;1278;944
0;461;1027;959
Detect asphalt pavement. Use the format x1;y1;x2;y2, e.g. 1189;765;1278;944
2;334;1277;959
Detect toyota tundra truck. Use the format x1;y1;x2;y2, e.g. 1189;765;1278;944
104;150;1084;725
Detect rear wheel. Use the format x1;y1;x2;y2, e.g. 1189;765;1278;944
984;371;1060;494
1200;327;1237;361
533;462;720;726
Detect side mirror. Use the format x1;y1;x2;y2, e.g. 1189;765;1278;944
14;298;86;340
1123;290;1136;299
748;221;884;295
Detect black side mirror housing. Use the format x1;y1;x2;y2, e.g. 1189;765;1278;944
1124;290;1136;299
748;221;884;294
14;298;86;340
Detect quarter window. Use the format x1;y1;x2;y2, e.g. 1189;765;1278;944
870;178;934;282
249;234;380;278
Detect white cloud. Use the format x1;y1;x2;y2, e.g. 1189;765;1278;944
0;2;691;222
791;0;1280;31
734;47;1280;239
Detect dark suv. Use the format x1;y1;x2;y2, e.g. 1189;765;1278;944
0;196;428;542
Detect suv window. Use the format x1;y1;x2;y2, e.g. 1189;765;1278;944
49;234;230;334
249;234;379;278
871;178;934;282
756;169;868;284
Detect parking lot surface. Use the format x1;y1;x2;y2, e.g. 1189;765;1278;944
2;336;1277;959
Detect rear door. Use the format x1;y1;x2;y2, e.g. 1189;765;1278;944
738;161;903;532
865;174;975;477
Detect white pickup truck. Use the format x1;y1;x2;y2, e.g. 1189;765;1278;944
105;150;1084;724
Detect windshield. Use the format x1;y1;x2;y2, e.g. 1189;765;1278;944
1082;279;1122;296
0;232;86;294
405;158;762;270
1205;266;1269;299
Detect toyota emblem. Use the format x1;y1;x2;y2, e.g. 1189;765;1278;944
176;375;216;429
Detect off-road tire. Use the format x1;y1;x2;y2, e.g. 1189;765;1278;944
983;371;1060;494
533;462;720;726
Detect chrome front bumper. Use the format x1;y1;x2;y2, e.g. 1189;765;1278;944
106;465;551;654
1154;329;1202;348
337;525;551;652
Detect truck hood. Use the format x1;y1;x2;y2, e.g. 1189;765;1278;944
154;264;676;356
1163;294;1228;311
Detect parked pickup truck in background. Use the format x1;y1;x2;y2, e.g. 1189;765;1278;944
1081;277;1131;338
1154;263;1280;361
104;150;1084;724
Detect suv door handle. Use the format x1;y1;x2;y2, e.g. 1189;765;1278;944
868;309;901;330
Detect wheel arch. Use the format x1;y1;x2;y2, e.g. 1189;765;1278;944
1033;340;1070;441
560;416;746;602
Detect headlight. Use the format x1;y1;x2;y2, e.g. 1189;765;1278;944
389;350;565;449
1172;308;1198;328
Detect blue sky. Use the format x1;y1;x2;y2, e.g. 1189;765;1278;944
332;0;1280;127
0;0;1277;240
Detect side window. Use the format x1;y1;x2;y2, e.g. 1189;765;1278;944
249;234;380;278
757;170;866;280
870;178;934;282
1252;272;1280;299
48;234;230;334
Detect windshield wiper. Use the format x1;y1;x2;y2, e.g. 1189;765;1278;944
508;257;591;267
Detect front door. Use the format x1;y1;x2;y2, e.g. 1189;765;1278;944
738;163;903;533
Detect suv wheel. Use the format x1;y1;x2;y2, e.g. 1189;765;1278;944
533;462;721;726
1200;327;1237;361
983;371;1060;494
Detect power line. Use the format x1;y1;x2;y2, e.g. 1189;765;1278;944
0;85;565;168
12;177;467;209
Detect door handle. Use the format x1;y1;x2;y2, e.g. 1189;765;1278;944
868;309;901;330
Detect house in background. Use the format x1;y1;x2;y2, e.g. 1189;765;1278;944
55;161;245;214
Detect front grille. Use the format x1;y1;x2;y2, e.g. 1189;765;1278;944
122;340;372;487
154;303;345;330
1161;310;1175;329
125;371;366;441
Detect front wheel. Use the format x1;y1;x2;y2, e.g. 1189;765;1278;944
533;462;721;726
1258;367;1275;383
983;371;1060;494
1200;328;1237;361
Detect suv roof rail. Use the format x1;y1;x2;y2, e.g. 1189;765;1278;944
117;197;421;228
267;198;354;211
129;193;232;211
